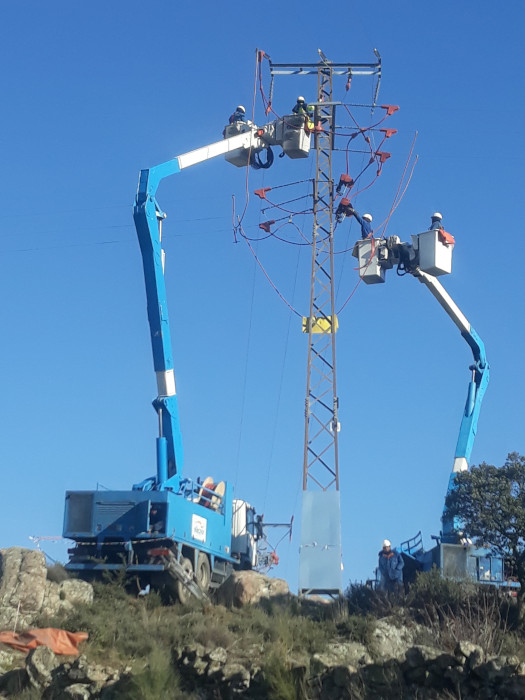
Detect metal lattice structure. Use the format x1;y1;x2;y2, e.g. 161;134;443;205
303;65;339;493
269;54;381;597
299;64;343;597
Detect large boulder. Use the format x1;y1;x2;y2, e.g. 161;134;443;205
0;648;21;675
371;618;421;661
311;641;372;674
0;548;48;629
26;645;60;689
0;548;93;629
42;579;94;617
215;571;289;607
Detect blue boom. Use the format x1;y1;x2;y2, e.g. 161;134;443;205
411;269;490;539
62;127;277;599
133;162;184;489
63;117;307;599
352;234;518;589
403;270;515;589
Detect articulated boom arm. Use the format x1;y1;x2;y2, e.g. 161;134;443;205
413;269;489;473
412;269;489;537
353;233;490;541
132;129;267;488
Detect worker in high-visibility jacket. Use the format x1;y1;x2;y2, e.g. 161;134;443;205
349;208;373;239
429;212;443;230
306;104;315;131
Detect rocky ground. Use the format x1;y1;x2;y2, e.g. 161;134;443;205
1;547;525;699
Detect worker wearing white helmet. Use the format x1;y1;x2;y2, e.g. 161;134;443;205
378;539;404;593
347;205;373;239
292;95;309;116
429;212;444;231
229;105;246;124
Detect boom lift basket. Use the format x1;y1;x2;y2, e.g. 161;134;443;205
281;114;311;159
223;122;258;167
413;230;454;276
353;238;385;284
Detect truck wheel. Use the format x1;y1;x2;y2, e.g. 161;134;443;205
176;557;193;604
196;553;211;592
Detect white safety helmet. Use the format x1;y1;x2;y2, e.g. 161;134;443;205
237;105;246;113
382;539;391;548
432;212;442;220
297;95;305;102
363;213;373;222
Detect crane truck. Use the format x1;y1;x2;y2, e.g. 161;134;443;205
353;228;519;591
62;112;310;601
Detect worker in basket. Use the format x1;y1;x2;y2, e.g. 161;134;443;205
348;207;373;239
292;95;309;116
229;105;246;124
429;211;444;231
378;539;404;593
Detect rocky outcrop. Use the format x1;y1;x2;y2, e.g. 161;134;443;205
215;570;289;607
0;649;122;698
372;617;424;661
0;548;93;629
172;638;525;699
1;552;524;699
1;620;524;698
310;640;373;674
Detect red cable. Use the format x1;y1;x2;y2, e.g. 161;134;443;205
335;135;419;312
380;131;418;240
234;52;260;230
240;225;302;317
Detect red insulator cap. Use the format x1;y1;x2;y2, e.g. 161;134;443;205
259;220;276;233
381;105;400;116
376;151;391;164
254;187;272;199
380;128;398;138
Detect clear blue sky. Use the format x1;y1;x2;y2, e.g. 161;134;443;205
1;1;524;591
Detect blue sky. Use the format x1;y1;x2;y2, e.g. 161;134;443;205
1;1;524;591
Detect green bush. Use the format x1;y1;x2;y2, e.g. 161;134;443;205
406;568;475;615
345;582;394;617
126;646;181;700
103;646;182;700
336;614;376;647
46;562;70;583
9;688;42;700
259;650;300;700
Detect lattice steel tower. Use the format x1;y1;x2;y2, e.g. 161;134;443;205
299;60;343;597
268;52;381;597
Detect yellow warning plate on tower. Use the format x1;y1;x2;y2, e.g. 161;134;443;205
302;315;339;333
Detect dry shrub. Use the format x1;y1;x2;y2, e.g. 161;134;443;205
407;569;514;655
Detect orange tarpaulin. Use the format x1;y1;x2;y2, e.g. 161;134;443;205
0;628;88;655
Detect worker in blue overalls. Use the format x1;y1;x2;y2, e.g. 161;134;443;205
378;539;404;593
429;212;443;230
348;208;373;239
229;105;246;124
